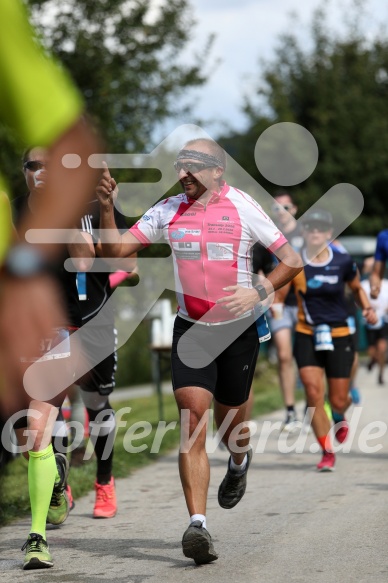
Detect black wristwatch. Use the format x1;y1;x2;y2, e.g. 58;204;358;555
254;284;268;301
2;244;51;278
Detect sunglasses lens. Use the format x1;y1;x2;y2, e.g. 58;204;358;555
174;162;183;172
305;222;329;232
174;161;213;173
272;204;293;212
25;161;43;172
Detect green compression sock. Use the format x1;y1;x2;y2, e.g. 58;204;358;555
28;444;57;538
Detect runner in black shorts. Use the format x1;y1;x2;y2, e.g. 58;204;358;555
172;317;259;406
361;275;388;385
96;139;302;564
365;324;388;385
74;194;136;519
291;209;377;472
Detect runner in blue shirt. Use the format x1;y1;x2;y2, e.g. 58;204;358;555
370;229;388;299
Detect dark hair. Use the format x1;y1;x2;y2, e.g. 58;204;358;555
22;147;35;165
274;189;295;203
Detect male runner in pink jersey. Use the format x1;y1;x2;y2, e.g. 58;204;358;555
97;138;302;565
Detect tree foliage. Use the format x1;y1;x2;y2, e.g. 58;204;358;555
219;2;388;235
1;0;212;197
0;0;214;386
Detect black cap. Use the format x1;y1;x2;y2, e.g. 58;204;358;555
302;209;333;227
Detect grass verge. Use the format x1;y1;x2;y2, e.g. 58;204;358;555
0;361;290;527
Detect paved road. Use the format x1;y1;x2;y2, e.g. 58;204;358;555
0;366;387;582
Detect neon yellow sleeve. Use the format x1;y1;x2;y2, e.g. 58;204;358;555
0;180;14;264
0;0;83;147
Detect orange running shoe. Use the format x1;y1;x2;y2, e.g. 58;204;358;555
93;477;117;518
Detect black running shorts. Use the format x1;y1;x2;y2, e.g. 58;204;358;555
366;324;388;345
171;315;259;406
294;332;354;378
79;325;117;395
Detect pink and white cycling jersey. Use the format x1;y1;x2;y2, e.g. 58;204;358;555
131;181;287;323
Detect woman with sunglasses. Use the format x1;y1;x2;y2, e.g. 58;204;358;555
292;209;377;471
11;147;94;569
0;0;101;424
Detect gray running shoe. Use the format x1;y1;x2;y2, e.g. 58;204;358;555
47;453;70;525
218;445;252;509
281;412;299;434
182;521;218;565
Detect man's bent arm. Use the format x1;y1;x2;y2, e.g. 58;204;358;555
98;203;143;258
265;243;303;295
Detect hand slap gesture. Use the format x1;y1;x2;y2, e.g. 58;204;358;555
96;161;117;208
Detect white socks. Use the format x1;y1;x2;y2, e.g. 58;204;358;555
230;453;248;473
190;514;207;529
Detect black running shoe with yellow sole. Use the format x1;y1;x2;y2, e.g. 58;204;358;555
47;453;70;525
218;445;253;509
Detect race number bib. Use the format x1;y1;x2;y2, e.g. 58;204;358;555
21;328;71;363
313;324;334;351
346;316;356;335
254;306;271;343
76;272;87;301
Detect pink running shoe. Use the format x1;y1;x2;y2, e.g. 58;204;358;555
334;420;349;443
317;451;335;472
66;484;75;511
93;477;117;518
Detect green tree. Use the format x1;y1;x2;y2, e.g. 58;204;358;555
0;0;214;387
1;0;212;197
219;2;388;235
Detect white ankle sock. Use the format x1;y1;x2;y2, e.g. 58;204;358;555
230;454;247;473
190;514;206;529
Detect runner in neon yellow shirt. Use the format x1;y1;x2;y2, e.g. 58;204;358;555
0;0;83;255
0;0;101;569
0;0;99;389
